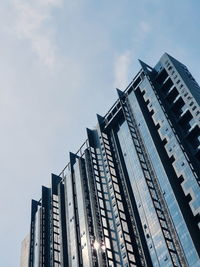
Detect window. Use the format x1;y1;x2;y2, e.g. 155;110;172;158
189;101;194;106
123;253;127;259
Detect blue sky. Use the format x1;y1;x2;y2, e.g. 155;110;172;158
0;0;200;265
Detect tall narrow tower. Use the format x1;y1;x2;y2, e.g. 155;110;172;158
24;53;200;267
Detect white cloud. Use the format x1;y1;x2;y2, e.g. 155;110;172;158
114;50;132;89
139;21;151;34
113;20;151;89
13;0;63;67
132;20;152;46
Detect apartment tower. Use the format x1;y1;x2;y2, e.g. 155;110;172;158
23;53;200;267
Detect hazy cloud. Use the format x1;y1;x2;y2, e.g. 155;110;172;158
13;0;63;67
113;20;151;89
114;50;132;90
137;21;151;41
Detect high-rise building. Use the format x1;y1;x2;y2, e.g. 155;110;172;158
23;53;200;267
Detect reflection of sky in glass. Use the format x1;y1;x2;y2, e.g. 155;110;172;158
74;160;90;266
127;78;200;266
117;120;172;266
65;171;79;266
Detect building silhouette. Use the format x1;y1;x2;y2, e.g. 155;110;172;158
23;53;200;267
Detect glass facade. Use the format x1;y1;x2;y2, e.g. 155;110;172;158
24;53;200;267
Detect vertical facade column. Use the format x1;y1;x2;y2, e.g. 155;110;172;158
116;87;187;266
28;200;40;267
